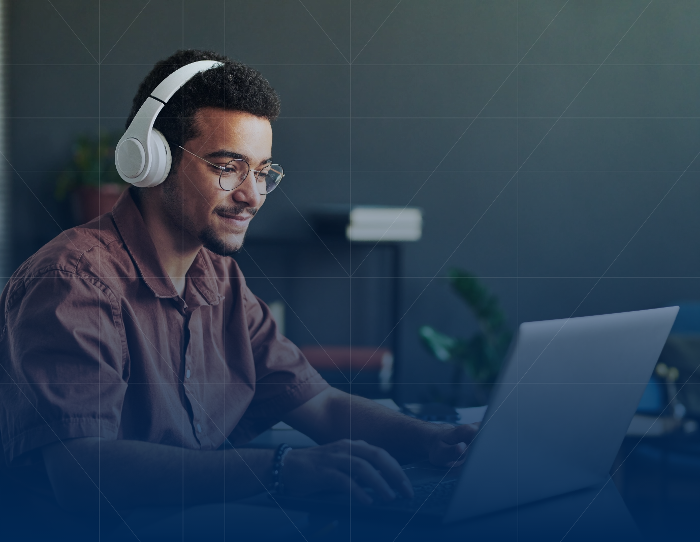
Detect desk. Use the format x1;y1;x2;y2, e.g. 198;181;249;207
105;477;640;542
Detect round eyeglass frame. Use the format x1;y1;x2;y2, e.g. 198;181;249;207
178;145;284;195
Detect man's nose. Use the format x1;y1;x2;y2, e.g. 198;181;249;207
232;169;264;207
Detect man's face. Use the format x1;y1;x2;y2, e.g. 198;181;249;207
162;108;272;255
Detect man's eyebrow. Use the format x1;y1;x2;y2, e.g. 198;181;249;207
204;150;247;161
204;150;273;166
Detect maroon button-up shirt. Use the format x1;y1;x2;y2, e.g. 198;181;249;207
0;188;328;467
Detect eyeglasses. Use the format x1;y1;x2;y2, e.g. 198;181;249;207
178;146;284;195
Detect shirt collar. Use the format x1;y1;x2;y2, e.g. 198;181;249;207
111;187;220;306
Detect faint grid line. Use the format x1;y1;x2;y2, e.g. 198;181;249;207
10;116;700;119
297;0;349;63
46;0;98;63
9;62;700;66
275;116;700;119
350;0;353;532
11;169;700;173
354;62;700;66
351;0;403;63
182;3;186;539
100;0;152;63
0;381;693;385
221;1;226;536
517;0;520;533
98;0;102;535
350;0;572;276
14;274;700;280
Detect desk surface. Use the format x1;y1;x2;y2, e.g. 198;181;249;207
107;478;640;542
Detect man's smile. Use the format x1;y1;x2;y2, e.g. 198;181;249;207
214;204;258;228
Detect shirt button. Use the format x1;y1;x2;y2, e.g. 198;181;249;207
196;423;202;433
186;369;191;379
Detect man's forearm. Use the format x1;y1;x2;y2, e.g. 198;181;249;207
284;388;447;464
43;438;276;512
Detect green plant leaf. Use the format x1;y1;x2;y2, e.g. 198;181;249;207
419;268;512;388
418;326;458;362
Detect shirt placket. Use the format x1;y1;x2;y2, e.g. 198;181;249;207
182;307;214;449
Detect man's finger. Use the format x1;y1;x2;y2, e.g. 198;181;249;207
335;455;396;502
440;423;479;446
430;441;468;467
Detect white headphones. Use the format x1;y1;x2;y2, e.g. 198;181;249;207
115;60;224;187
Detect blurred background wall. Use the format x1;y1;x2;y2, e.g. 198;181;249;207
4;0;700;403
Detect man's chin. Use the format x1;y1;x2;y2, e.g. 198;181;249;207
200;229;246;256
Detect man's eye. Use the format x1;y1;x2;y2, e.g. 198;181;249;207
217;166;237;176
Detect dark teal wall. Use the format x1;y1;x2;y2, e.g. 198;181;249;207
7;0;700;401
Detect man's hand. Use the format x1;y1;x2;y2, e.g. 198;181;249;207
282;439;414;505
426;423;479;467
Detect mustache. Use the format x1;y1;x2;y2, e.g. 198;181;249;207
214;204;258;217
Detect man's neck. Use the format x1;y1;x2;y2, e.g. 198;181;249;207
134;190;200;297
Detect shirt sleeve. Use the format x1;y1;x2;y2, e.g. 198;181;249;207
228;285;329;444
0;269;128;465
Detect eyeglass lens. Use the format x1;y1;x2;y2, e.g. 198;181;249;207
218;159;284;194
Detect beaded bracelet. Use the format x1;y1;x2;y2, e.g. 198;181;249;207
270;443;292;495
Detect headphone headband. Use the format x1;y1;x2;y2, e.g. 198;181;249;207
115;60;224;187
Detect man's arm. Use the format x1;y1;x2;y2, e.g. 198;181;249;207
43;433;414;512
282;387;478;466
42;438;277;512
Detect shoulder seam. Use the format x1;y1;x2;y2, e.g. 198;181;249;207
73;235;123;274
3;267;128;371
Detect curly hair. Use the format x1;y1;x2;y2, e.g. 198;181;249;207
126;49;281;176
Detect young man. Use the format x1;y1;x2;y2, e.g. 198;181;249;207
0;50;476;514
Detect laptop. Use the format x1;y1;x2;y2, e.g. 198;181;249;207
276;307;678;524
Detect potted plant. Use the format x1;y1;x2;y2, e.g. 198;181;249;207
55;131;127;224
419;269;512;406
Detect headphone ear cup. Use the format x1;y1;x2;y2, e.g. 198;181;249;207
115;137;146;180
133;128;172;187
